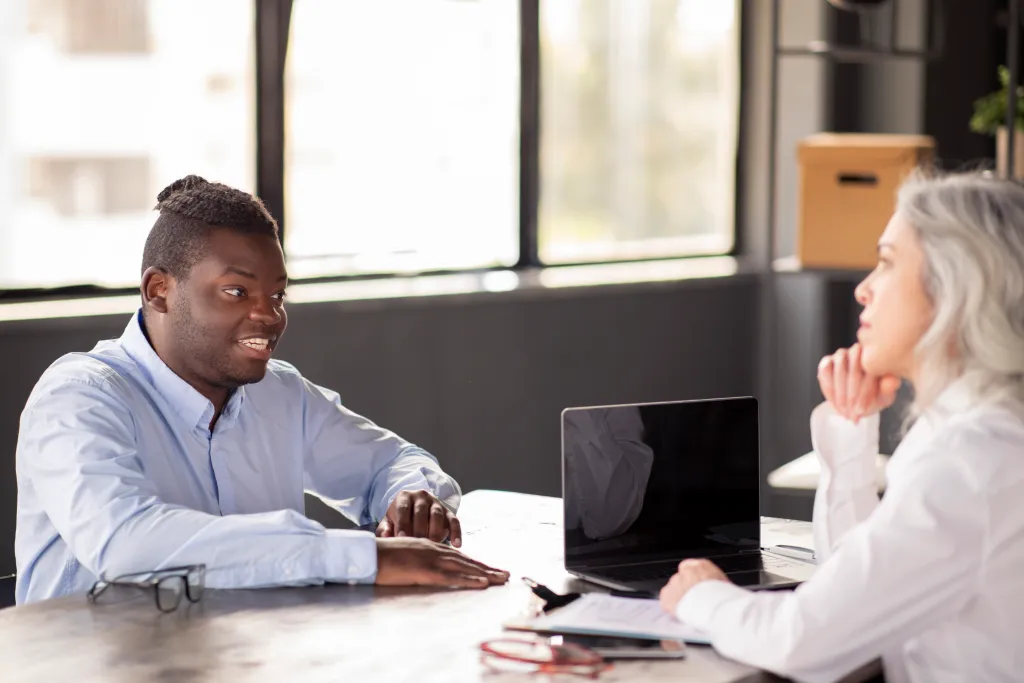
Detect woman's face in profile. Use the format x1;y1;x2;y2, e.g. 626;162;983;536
854;214;934;380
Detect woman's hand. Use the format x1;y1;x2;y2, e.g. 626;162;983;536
817;343;901;423
659;559;728;614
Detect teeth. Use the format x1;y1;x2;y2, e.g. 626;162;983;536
239;339;269;350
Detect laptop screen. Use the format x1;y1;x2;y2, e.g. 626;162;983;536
562;397;760;570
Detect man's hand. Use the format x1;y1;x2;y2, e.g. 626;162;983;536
377;489;463;547
659;559;728;614
375;537;510;588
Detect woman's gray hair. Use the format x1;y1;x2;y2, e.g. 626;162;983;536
896;170;1024;417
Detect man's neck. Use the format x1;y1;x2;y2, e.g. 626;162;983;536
141;315;231;419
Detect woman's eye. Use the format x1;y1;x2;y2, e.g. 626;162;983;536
272;291;287;301
225;288;246;297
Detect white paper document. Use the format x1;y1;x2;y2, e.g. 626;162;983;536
533;593;712;645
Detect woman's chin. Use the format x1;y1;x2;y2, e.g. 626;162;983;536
860;346;886;377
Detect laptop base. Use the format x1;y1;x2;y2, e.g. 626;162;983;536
571;550;807;595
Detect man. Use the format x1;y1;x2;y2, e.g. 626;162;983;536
14;175;508;604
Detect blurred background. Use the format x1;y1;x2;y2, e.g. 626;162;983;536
0;0;738;286
0;0;1010;575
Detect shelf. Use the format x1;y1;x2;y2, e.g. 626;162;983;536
771;256;871;278
777;42;938;63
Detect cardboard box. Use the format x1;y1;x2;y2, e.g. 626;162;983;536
797;133;935;270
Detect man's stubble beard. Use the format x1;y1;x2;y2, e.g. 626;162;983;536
171;302;249;390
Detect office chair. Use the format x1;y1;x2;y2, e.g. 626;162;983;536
0;574;15;609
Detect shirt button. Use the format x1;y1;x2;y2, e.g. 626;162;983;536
348;564;358;575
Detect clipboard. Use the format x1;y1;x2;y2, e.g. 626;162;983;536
503;592;712;645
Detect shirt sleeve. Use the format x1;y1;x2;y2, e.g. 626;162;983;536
19;379;378;588
563;407;654;539
810;402;882;562
676;449;984;683
298;377;461;526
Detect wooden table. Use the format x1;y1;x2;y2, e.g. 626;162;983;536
0;490;819;683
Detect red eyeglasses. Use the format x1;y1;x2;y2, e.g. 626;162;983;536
479;637;612;678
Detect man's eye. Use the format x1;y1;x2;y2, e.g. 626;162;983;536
272;291;287;301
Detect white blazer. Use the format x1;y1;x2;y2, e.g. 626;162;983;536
676;381;1024;682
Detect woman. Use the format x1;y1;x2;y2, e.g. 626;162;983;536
660;171;1024;683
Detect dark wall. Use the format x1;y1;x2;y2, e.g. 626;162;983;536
765;271;913;520
924;0;999;168
0;276;762;575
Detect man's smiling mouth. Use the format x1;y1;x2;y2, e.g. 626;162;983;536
237;334;277;355
239;338;271;350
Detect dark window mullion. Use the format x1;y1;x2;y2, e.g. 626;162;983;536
518;0;541;268
255;0;293;245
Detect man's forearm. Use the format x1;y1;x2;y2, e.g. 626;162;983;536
75;501;378;587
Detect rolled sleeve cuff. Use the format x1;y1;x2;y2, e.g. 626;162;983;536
811;403;880;491
323;529;378;584
675;580;752;632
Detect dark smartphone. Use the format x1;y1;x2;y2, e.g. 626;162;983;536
551;634;687;659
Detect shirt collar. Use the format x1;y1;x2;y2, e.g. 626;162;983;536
119;310;246;430
912;374;985;438
931;376;975;415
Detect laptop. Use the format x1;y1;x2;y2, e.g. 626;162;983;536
561;396;814;595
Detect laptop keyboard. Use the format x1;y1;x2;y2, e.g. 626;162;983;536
598;553;786;582
598;563;681;582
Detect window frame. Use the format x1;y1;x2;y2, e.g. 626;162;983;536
0;0;744;301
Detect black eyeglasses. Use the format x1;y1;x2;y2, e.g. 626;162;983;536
87;564;206;613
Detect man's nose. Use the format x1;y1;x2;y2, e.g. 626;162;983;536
249;297;281;324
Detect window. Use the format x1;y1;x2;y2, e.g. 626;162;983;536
284;0;520;279
27;157;151;217
0;0;743;295
28;0;151;54
0;0;255;289
539;0;740;264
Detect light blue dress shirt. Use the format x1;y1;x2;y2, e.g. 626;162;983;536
14;311;461;604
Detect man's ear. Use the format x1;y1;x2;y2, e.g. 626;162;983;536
141;267;173;315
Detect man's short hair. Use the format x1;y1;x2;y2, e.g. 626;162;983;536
141;175;279;281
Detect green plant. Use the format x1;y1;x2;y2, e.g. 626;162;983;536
970;66;1024;135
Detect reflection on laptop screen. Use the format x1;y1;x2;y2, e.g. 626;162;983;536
562;397;760;570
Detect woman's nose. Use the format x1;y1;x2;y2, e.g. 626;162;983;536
854;278;871;306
